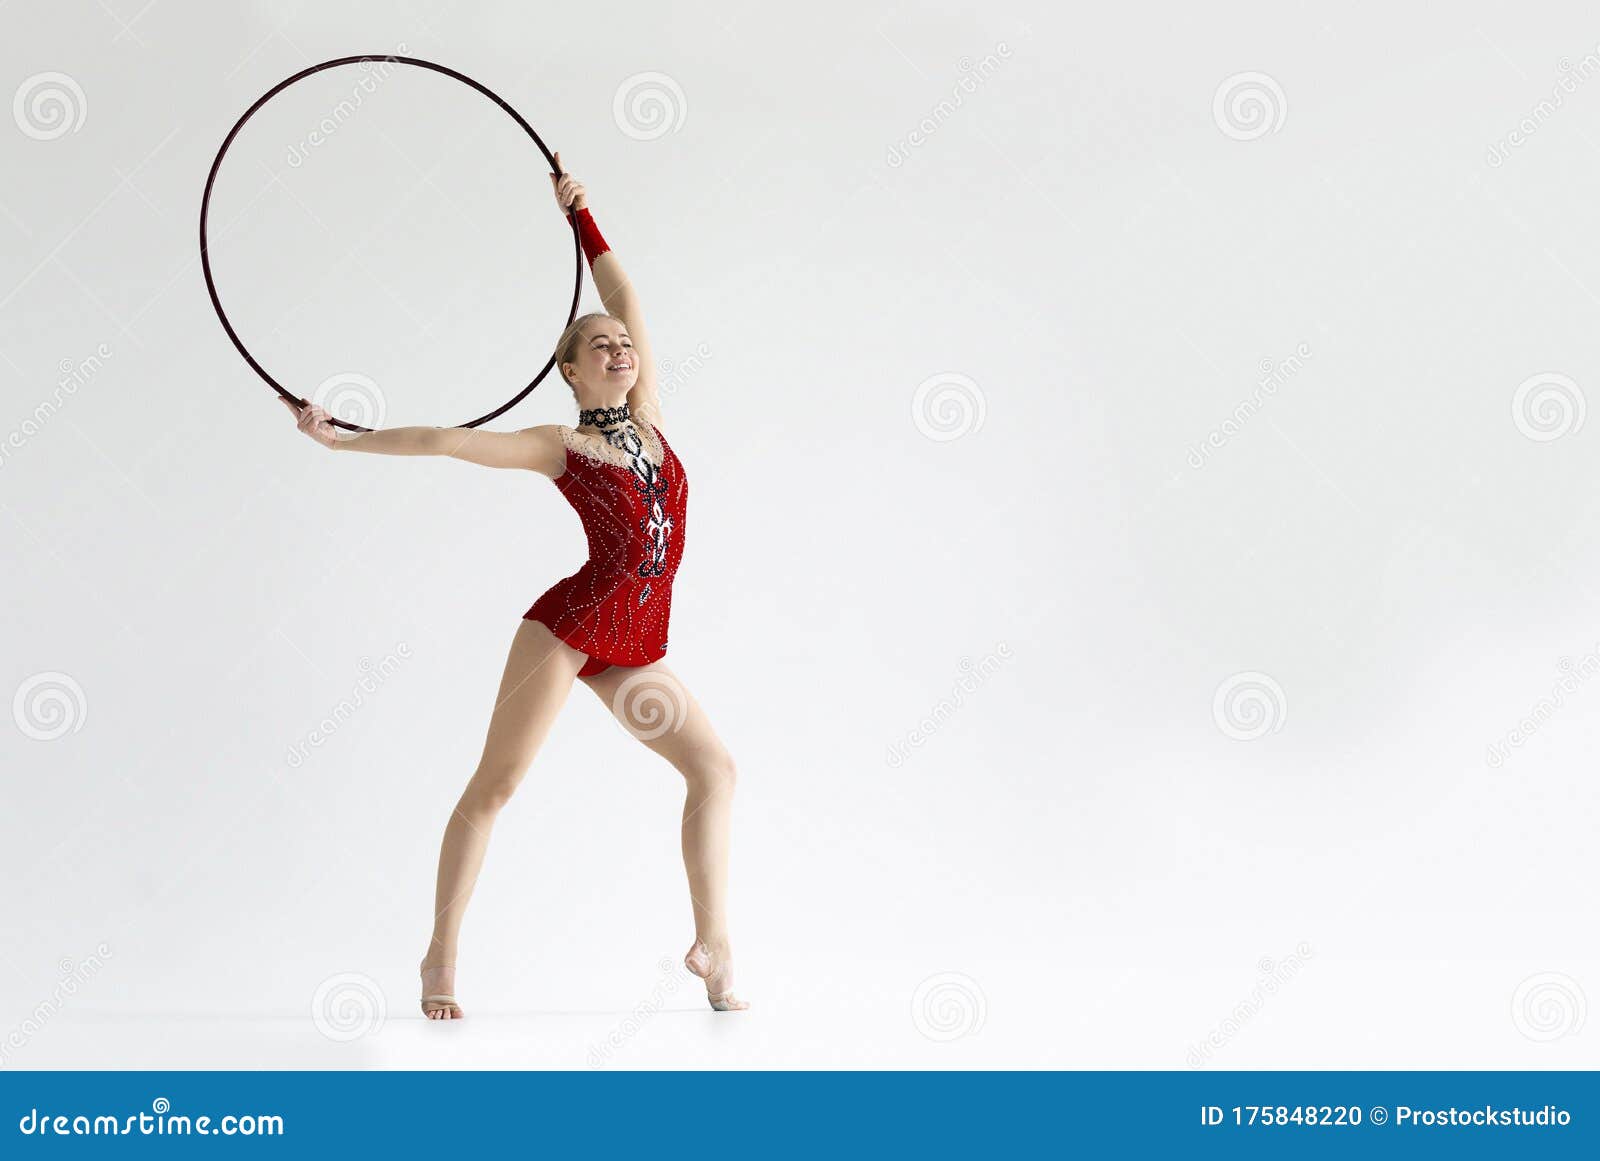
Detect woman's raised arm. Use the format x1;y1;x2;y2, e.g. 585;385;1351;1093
550;154;661;424
590;252;660;425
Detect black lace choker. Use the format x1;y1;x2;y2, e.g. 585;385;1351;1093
578;403;631;428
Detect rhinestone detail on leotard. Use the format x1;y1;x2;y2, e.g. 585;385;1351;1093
521;416;687;669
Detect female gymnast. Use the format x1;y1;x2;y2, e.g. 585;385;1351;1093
281;153;747;1019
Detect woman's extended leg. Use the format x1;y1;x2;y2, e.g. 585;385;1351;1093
578;660;748;1009
421;618;586;1018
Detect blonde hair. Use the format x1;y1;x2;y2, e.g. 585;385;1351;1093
553;312;626;393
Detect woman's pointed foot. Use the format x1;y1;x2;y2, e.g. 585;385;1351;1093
420;958;462;1020
684;938;749;1011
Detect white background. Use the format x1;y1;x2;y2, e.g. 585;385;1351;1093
1;0;1596;1068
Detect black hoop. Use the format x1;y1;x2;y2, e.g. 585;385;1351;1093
199;54;582;432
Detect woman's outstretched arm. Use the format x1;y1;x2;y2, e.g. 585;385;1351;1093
549;153;661;423
280;398;566;475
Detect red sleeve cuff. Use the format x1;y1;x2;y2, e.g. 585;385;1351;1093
575;206;611;265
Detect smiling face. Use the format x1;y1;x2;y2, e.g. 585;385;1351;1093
562;317;637;408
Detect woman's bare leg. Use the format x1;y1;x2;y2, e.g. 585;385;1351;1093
578;660;747;1009
421;619;585;1018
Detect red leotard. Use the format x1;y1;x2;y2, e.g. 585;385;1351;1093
523;417;687;676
